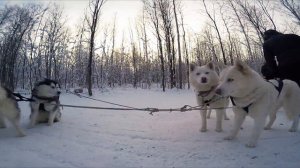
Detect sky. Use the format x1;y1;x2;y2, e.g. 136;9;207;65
1;0;206;42
1;0;296;49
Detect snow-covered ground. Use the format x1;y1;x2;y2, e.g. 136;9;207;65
0;88;300;167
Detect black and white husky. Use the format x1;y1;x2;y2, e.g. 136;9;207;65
0;86;26;136
29;79;62;127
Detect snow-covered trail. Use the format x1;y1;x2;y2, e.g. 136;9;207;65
0;88;299;167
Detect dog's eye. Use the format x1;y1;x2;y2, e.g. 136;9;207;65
227;78;234;82
51;86;55;89
196;73;200;76
205;72;209;74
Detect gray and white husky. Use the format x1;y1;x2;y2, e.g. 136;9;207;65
0;86;26;136
189;62;229;132
29;79;62;127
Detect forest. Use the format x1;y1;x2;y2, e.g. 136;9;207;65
0;0;299;95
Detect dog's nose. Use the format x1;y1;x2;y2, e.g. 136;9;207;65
215;88;222;95
57;91;61;95
201;77;207;83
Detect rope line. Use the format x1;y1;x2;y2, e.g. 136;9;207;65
14;90;234;115
58;103;234;115
66;90;139;110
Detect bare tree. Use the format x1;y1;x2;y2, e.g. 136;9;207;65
143;0;165;91
219;3;234;65
0;4;40;89
203;0;227;65
85;0;105;96
158;0;176;88
227;0;253;58
280;0;300;25
258;0;277;30
172;0;182;89
179;9;190;89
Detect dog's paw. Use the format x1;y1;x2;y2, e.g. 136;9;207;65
27;124;34;129
0;125;7;129
206;116;211;119
288;128;297;132
17;132;26;137
215;128;223;132
245;142;256;148
16;129;26;137
264;126;271;130
224;117;230;120
200;128;207;132
224;135;235;140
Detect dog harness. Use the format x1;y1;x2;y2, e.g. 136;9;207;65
197;86;220;105
230;79;284;114
199;94;220;106
268;79;284;97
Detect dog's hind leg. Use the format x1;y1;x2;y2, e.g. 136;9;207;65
0;114;6;128
289;116;299;132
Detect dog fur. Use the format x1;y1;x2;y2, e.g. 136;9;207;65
0;86;26;137
29;79;62;127
190;62;229;132
216;60;300;147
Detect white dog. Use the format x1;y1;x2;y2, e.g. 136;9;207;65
190;62;229;132
29;79;62;127
216;60;300;147
0;86;26;137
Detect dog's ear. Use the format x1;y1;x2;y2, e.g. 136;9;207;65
234;60;250;75
206;61;215;70
190;64;196;72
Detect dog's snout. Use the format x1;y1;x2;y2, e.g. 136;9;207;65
215;88;222;95
201;77;207;83
57;91;61;95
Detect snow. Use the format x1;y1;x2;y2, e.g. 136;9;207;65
1;88;300;167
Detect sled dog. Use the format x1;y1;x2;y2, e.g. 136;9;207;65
189;62;229;132
0;86;26;136
29;79;62;127
216;60;300;147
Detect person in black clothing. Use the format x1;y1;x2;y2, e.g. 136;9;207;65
261;29;300;86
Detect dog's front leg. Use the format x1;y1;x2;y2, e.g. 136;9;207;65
0;115;6;128
264;111;277;130
223;110;230;120
9;117;26;137
206;108;212;119
48;111;57;126
246;117;266;148
224;108;246;140
215;109;223;132
289;116;299;132
200;108;207;132
29;102;39;128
